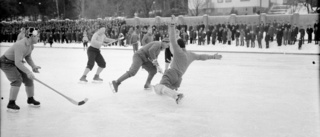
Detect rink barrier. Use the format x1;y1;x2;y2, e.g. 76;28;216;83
125;13;319;29
1;45;318;55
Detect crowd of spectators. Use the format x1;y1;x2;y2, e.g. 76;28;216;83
0;19;319;50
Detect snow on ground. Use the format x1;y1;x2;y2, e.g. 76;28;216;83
0;42;319;137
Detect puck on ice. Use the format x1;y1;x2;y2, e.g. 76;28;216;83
312;61;315;64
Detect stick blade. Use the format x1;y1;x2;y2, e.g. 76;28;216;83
78;98;89;106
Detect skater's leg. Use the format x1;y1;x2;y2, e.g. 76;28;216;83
95;67;104;76
142;62;157;88
9;86;20;101
112;54;143;92
154;84;178;99
80;47;97;81
95;52;106;73
25;86;40;106
118;54;143;83
25;86;34;97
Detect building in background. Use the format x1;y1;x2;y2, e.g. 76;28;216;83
189;0;270;16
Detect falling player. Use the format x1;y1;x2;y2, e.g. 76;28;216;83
110;38;170;92
0;27;41;112
79;26;116;83
153;16;223;104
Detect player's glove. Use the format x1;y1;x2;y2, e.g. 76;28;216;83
32;66;41;73
152;59;159;66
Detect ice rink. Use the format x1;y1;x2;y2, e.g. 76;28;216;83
1;44;319;137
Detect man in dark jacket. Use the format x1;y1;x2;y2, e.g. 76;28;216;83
206;28;211;45
314;26;319;45
306;25;313;43
211;26;217;45
298;26;305;50
276;27;283;46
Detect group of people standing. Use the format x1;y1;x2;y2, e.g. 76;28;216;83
186;21;319;50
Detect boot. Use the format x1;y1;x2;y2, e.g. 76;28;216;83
27;97;40;107
7;100;20;112
111;80;120;93
79;75;88;82
144;72;155;89
93;74;103;81
27;97;40;106
144;83;151;89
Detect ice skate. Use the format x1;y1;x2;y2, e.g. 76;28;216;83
144;83;151;90
79;75;88;84
27;97;41;108
92;75;103;83
109;80;119;93
7;101;20;113
176;93;184;104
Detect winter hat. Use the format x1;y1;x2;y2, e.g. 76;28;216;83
26;27;38;38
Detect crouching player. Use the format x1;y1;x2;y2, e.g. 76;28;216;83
0;28;41;112
110;38;170;92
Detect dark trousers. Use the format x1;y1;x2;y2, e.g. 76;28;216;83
277;38;282;46
308;35;312;43
298;39;303;50
212;40;216;45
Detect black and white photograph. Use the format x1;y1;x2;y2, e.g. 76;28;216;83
0;0;319;136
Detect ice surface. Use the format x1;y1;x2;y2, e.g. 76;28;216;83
1;43;319;137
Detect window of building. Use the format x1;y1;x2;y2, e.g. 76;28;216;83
217;0;223;3
226;0;231;2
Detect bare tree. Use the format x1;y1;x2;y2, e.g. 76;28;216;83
188;0;206;16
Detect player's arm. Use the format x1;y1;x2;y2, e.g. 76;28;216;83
25;53;41;73
193;52;222;61
168;16;183;54
25;54;36;68
148;43;164;74
103;35;116;44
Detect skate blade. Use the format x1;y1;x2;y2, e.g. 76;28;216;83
144;87;151;90
7;109;19;113
92;80;103;83
78;81;88;84
109;82;116;93
29;104;41;108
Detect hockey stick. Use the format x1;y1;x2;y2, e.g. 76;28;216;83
34;78;88;106
103;36;125;46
